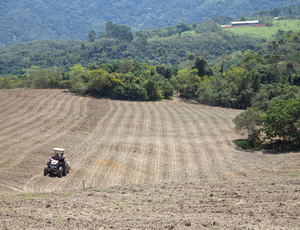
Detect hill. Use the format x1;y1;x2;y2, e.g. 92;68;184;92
0;89;299;229
0;0;298;46
0;29;265;75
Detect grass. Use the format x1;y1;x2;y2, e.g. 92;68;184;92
227;20;300;39
152;20;300;41
79;130;91;135
102;186;115;193
234;139;257;150
62;191;71;197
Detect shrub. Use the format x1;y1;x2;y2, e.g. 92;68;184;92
112;83;148;101
233;108;263;146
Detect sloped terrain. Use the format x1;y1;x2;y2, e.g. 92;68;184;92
0;89;299;229
0;0;296;45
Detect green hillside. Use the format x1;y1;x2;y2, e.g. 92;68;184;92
0;0;298;46
0;27;265;75
227;20;300;38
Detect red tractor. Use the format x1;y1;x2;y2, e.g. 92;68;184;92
44;148;70;177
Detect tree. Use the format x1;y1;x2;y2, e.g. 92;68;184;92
175;22;190;34
263;98;300;143
135;31;147;47
113;83;148;101
201;20;221;32
269;8;281;17
156;64;173;79
88;69;114;95
212;15;232;25
193;55;213;77
88;30;97;42
159;80;174;99
145;78;161;100
104;21;133;42
233;108;263;146
104;21;115;37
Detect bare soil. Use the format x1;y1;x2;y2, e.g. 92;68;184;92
0;89;299;229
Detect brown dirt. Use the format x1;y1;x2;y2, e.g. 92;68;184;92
0;89;299;229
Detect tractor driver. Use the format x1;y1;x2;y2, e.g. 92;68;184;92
60;152;65;165
47;152;59;166
53;153;59;160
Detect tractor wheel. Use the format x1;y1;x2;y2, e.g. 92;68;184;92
63;165;67;176
66;162;70;173
44;166;48;176
58;167;63;178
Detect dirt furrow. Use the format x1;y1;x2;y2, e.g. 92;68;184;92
0;90;52;126
0;90;58;140
66;98;115;159
184;103;229;179
166;101;197;182
0;91;66;143
179;103;219;180
142;103;159;184
164;102;197;180
88;100;133;188
63;99;125;190
152;101;178;184
132;102;151;184
188;104;243;178
157;102;173;182
149;102;164;184
0;90;37;122
204;106;270;180
0;90;13;108
160;102;179;180
113;102;143;185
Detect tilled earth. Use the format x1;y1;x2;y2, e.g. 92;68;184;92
0;89;299;229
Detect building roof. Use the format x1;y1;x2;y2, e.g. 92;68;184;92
231;20;259;25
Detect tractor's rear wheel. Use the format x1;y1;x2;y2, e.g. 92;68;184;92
63;165;67;176
44;166;48;176
58;167;63;178
66;161;70;173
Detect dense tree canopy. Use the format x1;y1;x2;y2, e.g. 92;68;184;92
0;1;298;46
0;21;265;75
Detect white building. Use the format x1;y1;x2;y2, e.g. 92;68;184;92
231;20;259;26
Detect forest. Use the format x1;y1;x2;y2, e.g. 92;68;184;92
0;21;265;75
0;1;299;46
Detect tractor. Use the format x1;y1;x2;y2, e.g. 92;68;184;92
44;148;70;177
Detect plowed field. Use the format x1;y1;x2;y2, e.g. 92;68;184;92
0;89;299;229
